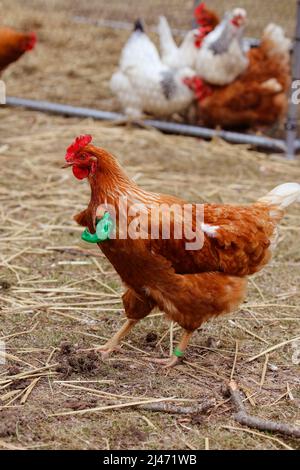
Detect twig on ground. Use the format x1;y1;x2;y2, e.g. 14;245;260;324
230;340;239;381
247;335;300;362
46;246;103;257
228;380;300;439
49;397;196;417
20;377;41;404
259;354;269;388
137;398;215;415
229;320;269;344
222;425;294;451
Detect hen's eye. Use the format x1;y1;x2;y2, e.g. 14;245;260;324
79;154;86;160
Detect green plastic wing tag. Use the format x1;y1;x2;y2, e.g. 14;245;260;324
96;212;114;241
81;212;114;244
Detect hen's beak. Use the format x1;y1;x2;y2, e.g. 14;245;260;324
61;162;74;169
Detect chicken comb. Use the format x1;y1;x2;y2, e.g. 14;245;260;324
194;3;212;27
65;135;92;161
194;2;207;19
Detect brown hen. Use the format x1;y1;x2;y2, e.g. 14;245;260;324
0;27;36;74
64;136;300;367
188;23;291;129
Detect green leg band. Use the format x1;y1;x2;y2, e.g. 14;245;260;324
173;347;184;358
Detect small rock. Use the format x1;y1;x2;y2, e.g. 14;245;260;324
206;337;220;349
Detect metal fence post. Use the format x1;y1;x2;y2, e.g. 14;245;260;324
285;0;300;159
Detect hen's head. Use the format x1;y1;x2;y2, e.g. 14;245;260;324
194;2;219;30
64;135;98;180
231;8;247;28
21;32;37;51
63;135;123;182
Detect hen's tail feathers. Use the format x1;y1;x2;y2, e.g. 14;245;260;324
158;16;178;59
134;19;144;32
260;78;283;93
258;183;300;211
261;23;291;63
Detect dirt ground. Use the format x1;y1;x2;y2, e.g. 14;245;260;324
0;0;300;451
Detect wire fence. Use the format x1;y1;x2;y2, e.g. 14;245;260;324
5;0;300;156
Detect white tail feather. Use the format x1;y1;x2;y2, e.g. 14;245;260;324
262;23;291;60
258;183;300;209
158;16;178;61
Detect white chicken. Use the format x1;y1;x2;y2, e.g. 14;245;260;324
158;16;200;70
195;8;249;86
110;20;196;119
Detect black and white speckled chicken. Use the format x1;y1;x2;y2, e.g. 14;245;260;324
110;20;196;119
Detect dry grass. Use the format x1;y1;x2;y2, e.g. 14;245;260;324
6;0;296;36
0;0;297;115
0;110;299;450
0;0;299;451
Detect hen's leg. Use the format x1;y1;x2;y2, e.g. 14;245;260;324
145;329;193;368
96;319;138;358
96;289;155;359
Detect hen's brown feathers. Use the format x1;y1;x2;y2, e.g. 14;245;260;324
73;146;285;332
197;25;291;129
0;27;36;73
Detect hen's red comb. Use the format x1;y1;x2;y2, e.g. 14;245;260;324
24;32;37;51
65;135;92;162
194;3;206;18
195;3;213;27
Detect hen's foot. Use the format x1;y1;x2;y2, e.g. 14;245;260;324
94;319;138;360
144;355;181;368
143;331;193;369
95;344;121;359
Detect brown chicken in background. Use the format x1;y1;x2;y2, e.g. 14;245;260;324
187;23;291;129
64;135;300;367
0;27;37;74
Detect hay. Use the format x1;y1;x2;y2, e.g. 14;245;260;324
0;0;299;451
0;108;299;448
0;0;296;136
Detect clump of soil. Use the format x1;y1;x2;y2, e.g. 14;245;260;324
0;280;11;290
145;332;158;344
0;411;21;437
111;424;148;449
7;365;21;375
56;341;100;378
65;397;98;411
6;366;31;391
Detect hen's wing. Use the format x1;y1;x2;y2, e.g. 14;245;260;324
159;70;178;99
149;202;276;276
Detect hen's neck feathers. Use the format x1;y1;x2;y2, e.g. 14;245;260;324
87;146;159;207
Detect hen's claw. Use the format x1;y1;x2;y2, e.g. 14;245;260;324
95;344;121;359
144;355;181;368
